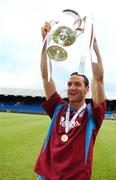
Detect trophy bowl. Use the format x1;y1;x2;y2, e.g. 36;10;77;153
47;9;86;61
52;26;77;47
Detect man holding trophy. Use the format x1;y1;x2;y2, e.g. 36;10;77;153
34;10;106;180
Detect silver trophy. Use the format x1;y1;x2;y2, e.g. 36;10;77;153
47;9;86;61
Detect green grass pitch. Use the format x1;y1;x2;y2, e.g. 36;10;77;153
0;112;116;180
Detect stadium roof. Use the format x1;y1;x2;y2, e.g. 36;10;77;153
0;87;115;100
0;88;44;97
0;87;91;98
105;92;116;100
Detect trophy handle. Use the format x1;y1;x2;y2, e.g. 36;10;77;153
62;9;82;28
42;20;59;51
62;9;81;19
41;20;60;81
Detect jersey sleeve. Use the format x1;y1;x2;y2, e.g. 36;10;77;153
41;92;65;119
90;100;106;129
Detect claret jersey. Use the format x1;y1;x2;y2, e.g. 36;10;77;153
34;92;106;180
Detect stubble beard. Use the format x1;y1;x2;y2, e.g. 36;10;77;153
69;95;84;104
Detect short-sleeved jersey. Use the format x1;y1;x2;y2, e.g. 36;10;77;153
34;92;106;180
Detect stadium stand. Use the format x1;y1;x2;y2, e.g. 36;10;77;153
0;88;46;114
0;88;116;118
0;104;45;114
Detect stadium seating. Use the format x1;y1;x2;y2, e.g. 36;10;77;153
0;103;45;114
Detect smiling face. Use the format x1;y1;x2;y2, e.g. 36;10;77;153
67;74;89;105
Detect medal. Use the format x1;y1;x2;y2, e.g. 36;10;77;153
61;134;68;142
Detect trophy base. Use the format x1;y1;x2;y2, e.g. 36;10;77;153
47;45;68;61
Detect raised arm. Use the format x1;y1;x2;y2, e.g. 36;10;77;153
40;22;56;100
91;37;106;107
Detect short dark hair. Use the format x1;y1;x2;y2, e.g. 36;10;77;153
70;72;89;87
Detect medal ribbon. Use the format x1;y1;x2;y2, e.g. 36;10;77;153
65;103;86;133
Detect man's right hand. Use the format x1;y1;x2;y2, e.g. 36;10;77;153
41;22;51;41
